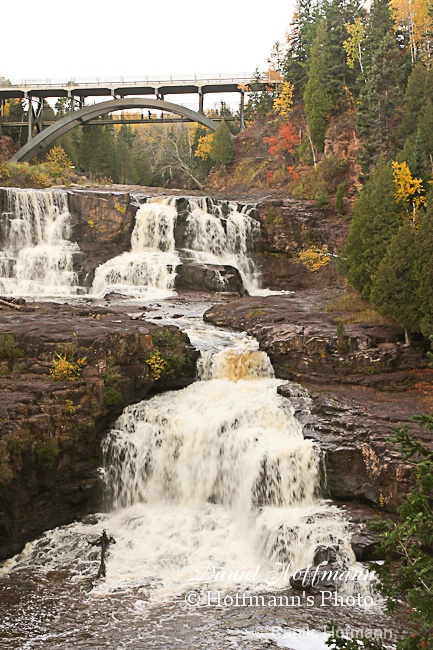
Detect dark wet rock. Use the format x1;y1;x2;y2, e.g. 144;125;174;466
251;197;348;291
175;260;244;293
350;530;383;562
0;303;198;561
67;190;137;286
203;292;428;387
313;545;339;565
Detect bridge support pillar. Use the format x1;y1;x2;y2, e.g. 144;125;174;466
26;96;44;142
0;100;3;138
27;97;33;142
198;91;204;114
240;91;245;131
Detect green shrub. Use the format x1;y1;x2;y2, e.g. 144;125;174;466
335;182;346;214
0;334;24;359
35;437;60;469
101;364;122;405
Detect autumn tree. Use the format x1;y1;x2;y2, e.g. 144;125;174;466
343;16;366;74
392;160;426;224
273;81;294;116
45;146;73;177
390;0;433;63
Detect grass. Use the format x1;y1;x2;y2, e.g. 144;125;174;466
326;288;387;324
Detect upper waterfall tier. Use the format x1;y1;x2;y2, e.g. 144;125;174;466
0;188;267;298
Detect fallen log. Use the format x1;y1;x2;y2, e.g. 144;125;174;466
0;297;22;311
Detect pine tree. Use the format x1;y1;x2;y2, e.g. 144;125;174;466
303;20;334;151
323;0;364;102
114;125;138;185
244;68;275;122
339;157;402;298
283;0;318;96
356;0;403;176
210;120;234;167
370;222;421;340
417;100;433;175
417;202;433;336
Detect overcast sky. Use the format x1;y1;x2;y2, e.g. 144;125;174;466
2;1;294;82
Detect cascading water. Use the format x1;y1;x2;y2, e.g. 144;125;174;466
0;188;79;296
0;315;386;648
183;197;263;294
91;196;268;298
91;342;356;597
91;197;180;299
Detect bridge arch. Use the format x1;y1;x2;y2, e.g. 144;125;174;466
10;98;218;163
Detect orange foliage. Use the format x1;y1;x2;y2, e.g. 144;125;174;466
264;122;300;159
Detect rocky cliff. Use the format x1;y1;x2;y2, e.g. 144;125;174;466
204;291;432;511
0;303;198;560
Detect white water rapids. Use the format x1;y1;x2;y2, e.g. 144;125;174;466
0;189;273;299
0;190;390;649
0;188;79;296
2;333;360;606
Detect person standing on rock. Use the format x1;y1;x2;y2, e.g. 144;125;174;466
89;529;116;579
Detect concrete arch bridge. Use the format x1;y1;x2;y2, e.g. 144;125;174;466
8;98;221;163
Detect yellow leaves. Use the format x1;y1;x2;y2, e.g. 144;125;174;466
392;161;426;223
343;18;365;70
194;133;214;161
273;81;294;117
389;0;433;62
145;350;167;381
50;353;87;381
297;245;330;272
45;145;73;176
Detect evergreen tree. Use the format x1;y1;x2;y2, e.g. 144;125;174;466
401;63;429;138
323;0;364;102
210;120;234;166
339;157;402;298
114;124;138;185
244;68;276;122
370;222;421;339
303;20;334;151
78;123;116;180
417;99;433;175
417;202;433;336
283;0;318;96
356;0;403;176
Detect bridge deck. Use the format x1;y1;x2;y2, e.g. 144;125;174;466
0;74;281;99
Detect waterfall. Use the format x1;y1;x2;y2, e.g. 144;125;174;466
0;188;79;296
94;343;355;593
91;196;266;298
183;198;262;293
91;198;180;298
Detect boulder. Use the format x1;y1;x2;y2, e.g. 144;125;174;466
175;260;244;293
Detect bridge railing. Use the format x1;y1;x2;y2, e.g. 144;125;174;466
0;73;283;89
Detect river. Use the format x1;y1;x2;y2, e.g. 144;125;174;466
0;189;402;649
